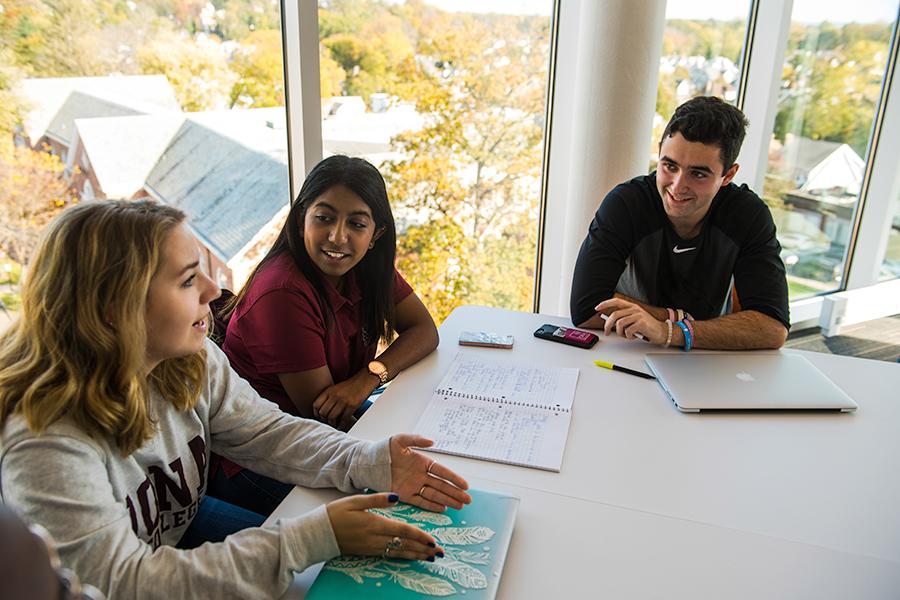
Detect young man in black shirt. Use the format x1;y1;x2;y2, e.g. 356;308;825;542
570;96;789;350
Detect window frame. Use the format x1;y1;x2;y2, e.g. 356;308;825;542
284;0;900;329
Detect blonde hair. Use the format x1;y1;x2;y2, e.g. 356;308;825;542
0;200;207;455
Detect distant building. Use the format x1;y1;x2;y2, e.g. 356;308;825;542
17;75;180;158
17;74;426;288
143;108;292;290
776;134;864;240
70;113;185;200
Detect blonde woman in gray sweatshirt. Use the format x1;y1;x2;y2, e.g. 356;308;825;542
0;200;471;599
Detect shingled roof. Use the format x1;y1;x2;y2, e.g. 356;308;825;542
144;108;290;262
74;113;186;198
20;75;181;146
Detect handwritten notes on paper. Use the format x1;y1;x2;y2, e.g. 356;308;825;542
414;354;579;471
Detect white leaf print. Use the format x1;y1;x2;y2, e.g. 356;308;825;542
360;570;385;579
446;549;491;565
391;570;456;596
424;558;488;589
432;526;495;546
407;511;453;526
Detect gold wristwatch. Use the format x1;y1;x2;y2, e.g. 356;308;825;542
368;360;389;386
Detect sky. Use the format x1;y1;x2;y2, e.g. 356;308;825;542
423;0;898;24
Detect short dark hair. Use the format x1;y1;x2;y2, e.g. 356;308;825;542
660;96;748;173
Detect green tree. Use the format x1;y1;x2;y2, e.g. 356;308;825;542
213;0;281;41
775;23;892;156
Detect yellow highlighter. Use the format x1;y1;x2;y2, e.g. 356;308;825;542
593;359;656;380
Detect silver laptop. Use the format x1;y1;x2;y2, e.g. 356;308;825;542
644;353;858;413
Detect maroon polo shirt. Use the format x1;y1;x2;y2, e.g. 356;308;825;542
223;252;413;414
220;253;413;477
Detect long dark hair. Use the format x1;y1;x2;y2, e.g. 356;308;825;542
226;155;399;343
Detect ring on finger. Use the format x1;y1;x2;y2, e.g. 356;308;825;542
426;459;437;475
383;536;402;559
418;484;428;497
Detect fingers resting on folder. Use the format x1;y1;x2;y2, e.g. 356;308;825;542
389;434;472;512
326;493;442;561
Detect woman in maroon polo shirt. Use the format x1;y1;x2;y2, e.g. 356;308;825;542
213;155;439;515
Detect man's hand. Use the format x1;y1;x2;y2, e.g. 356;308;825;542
595;298;668;344
313;371;377;428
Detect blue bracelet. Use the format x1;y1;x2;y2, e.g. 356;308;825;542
675;319;692;352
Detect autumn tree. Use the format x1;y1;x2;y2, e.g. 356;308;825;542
382;8;549;320
0;51;29;138
320;0;416;103
0;139;78;266
138;29;235;111
229;29;284;108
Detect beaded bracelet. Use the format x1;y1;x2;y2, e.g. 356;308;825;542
664;318;673;348
683;317;694;341
676;308;685;322
667;307;676;323
675;319;692;352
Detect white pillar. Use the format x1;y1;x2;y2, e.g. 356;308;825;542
538;0;667;317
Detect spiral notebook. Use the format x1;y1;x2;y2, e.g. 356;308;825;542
414;353;579;471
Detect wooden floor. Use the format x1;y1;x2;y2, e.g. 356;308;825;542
786;314;900;363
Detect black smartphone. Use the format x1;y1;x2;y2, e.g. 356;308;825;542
533;324;599;349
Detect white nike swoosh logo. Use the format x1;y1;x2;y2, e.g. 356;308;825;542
672;245;697;254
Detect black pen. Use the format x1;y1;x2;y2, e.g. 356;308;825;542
593;360;656;380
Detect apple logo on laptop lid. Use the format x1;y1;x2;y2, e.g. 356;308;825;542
735;371;756;382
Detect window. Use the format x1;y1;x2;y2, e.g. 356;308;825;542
882;191;900;280
317;0;554;322
1;0;290;300
761;1;898;299
652;0;752;169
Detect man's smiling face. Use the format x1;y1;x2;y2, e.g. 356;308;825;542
656;132;739;237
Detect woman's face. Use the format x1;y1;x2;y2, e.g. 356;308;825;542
145;224;220;371
303;184;384;286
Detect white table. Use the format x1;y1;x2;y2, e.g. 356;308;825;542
268;305;900;598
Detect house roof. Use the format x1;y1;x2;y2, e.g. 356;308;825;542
74;113;186;198
801;143;864;196
144;108;290;262
780;134;844;179
19;75;180;145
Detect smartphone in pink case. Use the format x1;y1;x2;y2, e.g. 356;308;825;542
533;324;599;349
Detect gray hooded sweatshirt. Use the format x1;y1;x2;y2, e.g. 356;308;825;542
0;339;392;598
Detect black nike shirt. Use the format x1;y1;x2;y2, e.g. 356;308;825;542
570;173;790;329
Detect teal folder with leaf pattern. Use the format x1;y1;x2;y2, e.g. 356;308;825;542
306;488;520;598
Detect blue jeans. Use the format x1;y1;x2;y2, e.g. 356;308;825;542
177;495;265;549
206;465;295;518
